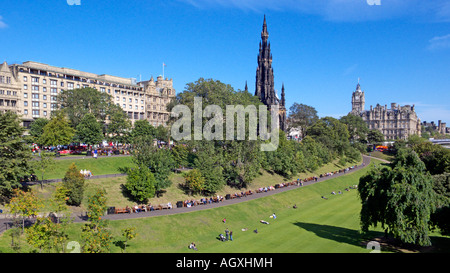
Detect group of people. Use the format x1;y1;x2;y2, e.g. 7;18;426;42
183;196;224;207
322;185;359;200
256;185;276;193
124;202;173;213
218;228;233;242
80;169;93;177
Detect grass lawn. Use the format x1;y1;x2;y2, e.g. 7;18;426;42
2;158;450;253
60;158;447;253
38;156;134;180
369;150;394;162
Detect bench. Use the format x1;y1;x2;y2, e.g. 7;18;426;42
115;208;130;214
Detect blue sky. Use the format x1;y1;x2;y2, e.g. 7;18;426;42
1;0;450;123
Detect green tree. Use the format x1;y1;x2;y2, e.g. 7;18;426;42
167;78;265;193
75;113;104;146
39;111;75;147
121;227;137;253
25;216;59;253
288;103;318;137
412;141;450;175
130;120;155;143
0;111;33;201
340;113;369;143
62;163;85;206
367;129;384;145
183;168;205;195
430;173;450;236
29;118;49;145
155;125;170;142
192;141;225;194
223;139;263;188
58;87;116;128
171;144;190;168
306;116;350;156
263;130;303;179
131;140;175;197
106;107;131;144
51;186;71;222
81;188;112;253
125;165;156;202
6;189;43;233
358;149;437;246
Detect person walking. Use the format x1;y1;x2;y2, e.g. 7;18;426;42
230;230;233;241
225;228;229;241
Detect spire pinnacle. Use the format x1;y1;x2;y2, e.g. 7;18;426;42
261;14;269;41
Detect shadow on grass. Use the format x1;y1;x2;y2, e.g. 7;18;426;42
293;222;384;251
294;222;450;253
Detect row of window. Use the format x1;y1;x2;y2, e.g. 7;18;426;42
0;90;18;96
23;109;48;117
24;93;57;100
117;103;145;111
0;75;12;84
23;85;60;93
0;99;17;107
23;101;57;108
24;75;148;96
370;123;411;129
24;75;174;97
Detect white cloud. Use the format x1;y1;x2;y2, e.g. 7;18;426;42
177;0;450;22
0;16;7;29
428;34;450;50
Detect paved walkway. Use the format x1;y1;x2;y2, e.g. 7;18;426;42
0;155;372;233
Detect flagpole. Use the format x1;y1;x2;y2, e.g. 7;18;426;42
163;62;165;79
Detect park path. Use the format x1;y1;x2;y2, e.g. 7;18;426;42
0;155;372;233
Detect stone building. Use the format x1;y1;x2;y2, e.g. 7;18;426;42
253;15;287;131
422;120;449;135
0;61;175;128
350;82;421;140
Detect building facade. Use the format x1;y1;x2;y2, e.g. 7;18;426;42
254;16;287;131
0;61;175;128
422;120;450;135
350;82;421;140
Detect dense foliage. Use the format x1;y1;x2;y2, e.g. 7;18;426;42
358;149;437;246
0;111;33;202
163;78;361;195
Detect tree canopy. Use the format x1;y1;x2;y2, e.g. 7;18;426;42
358;149;437;246
288;103;318;137
0;111;33;201
75;113;104;146
39;111;75;147
57;87;117;128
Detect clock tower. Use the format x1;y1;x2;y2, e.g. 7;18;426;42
351;82;365;114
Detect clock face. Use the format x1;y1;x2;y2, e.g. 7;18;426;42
355;96;359;101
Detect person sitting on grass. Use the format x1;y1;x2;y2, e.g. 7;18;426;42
260;220;269;224
189;242;198;251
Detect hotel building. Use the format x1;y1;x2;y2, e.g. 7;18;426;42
0;61;175;128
